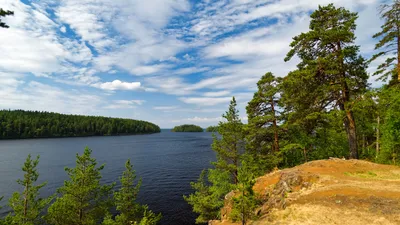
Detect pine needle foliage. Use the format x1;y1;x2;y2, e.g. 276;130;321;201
8;155;53;225
46;147;114;225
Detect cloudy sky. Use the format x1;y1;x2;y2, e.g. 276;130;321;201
0;0;386;128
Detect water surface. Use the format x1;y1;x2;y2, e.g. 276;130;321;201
0;130;215;225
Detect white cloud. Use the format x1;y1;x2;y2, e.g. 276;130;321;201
104;99;145;109
174;67;210;75
179;97;232;106
203;91;231;97
172;116;223;124
0;79;103;115
92;80;142;91
153;106;179;110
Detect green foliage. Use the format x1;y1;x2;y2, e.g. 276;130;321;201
183;169;233;224
352;91;379;159
212;97;244;184
370;0;400;83
245;72;282;176
0;110;160;139
377;87;400;165
106;159;161;225
114;159;143;223
230;164;258;225
185;97;244;223
284;3;368;159
46;147;115;225
7;155;53;225
205;126;219;132
0;148;160;225
171;124;203;132
0;8;13;28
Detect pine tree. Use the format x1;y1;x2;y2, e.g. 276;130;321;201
0;196;3;225
111;159;161;225
284;4;368;159
185;97;243;223
377;86;400;165
212;97;244;184
8;155;52;225
370;0;400;84
230;163;258;225
247;72;282;154
46;147;114;225
0;8;13;28
245;72;282;176
183;169;233;224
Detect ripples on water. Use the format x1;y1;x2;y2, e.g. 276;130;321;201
0;130;215;225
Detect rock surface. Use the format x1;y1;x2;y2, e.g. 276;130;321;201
211;158;400;225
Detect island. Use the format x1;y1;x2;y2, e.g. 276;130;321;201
171;124;204;132
0;110;161;139
205;125;218;132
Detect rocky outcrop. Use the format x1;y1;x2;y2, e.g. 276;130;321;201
211;158;400;225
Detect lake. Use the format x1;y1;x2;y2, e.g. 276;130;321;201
0;130;215;225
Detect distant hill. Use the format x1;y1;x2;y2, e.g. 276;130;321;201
0;109;160;139
205;125;218;132
172;124;203;132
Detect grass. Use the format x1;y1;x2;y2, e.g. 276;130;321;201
344;170;400;180
344;171;378;178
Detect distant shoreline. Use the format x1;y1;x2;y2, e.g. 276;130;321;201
0;131;161;141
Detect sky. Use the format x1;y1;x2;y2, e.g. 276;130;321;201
0;0;387;128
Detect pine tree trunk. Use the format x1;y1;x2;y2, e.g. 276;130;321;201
376;115;380;158
270;97;279;152
397;23;400;81
233;157;238;185
337;41;358;159
24;183;28;222
345;109;358;159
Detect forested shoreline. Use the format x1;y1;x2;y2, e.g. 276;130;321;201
0;110;161;140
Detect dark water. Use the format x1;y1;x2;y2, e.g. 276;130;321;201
0;130;215;225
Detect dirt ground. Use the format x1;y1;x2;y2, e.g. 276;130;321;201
211;159;400;225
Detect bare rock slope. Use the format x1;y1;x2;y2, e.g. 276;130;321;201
211;159;400;225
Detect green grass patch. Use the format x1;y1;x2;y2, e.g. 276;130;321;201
344;171;377;178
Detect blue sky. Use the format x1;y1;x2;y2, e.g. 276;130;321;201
0;0;386;128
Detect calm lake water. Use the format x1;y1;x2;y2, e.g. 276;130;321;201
0;130;215;225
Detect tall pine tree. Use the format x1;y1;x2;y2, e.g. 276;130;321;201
245;72;282;176
284;4;368;159
47;147;114;225
370;0;400;84
8;155;52;225
185;97;244;223
246;72;282;154
212;97;244;184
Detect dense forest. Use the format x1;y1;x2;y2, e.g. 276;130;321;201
171;124;203;132
205;126;218;132
0;148;161;225
0;110;161;139
185;3;400;225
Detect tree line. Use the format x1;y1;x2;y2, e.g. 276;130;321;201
171;124;203;132
205;126;218;132
0;147;161;225
0;110;161;139
185;2;400;224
